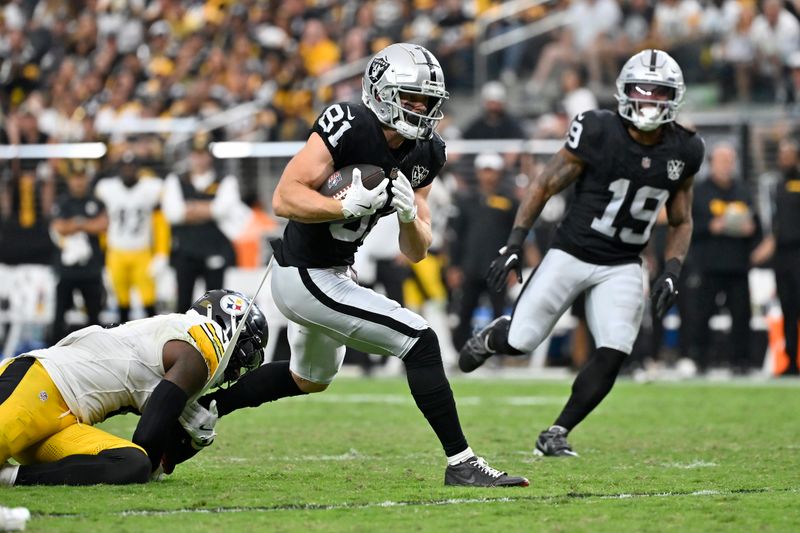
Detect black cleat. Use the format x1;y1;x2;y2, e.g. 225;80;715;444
458;316;510;373
534;426;578;457
444;456;529;487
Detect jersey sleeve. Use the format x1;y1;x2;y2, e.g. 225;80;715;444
420;133;447;188
681;134;706;180
186;321;225;382
563;110;607;167
310;102;364;169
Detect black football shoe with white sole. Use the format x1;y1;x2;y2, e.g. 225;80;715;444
444;456;529;487
458;316;510;373
534;426;578;457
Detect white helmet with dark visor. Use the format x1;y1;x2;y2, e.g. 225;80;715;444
615;49;685;132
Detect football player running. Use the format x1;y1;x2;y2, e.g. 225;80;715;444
195;43;528;487
0;290;266;485
459;50;705;457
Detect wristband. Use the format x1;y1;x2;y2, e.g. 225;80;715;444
664;257;682;278
506;227;529;249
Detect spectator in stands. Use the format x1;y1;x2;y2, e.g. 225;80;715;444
49;160;108;343
589;0;656;88
752;138;800;376
748;0;800;102
528;0;622;93
432;0;475;89
447;153;518;350
651;0;705;81
559;67;598;120
462;82;526;140
689;143;760;374
161;132;246;312
298;18;341;77
713;1;756;103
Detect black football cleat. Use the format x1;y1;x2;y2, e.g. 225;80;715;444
534;426;579;457
458;316;510;373
444;456;529;487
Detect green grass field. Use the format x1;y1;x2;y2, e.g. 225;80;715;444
3;376;799;532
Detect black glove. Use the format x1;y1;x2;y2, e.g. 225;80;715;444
487;227;528;293
651;258;682;319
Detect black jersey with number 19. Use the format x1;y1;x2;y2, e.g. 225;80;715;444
551;109;705;265
273;102;446;268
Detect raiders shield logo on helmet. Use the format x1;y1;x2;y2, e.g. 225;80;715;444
667;159;685;181
411;165;429;187
368;57;390;83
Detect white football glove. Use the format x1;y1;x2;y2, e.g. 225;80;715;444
178;400;218;449
390;170;417;224
341;168;389;219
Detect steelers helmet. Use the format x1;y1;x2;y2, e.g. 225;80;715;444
615;49;686;132
189;289;267;385
362;43;449;140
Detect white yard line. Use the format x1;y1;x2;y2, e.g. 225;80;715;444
301;393;565;406
37;487;797;519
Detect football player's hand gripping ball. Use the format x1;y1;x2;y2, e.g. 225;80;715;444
341;168;389;219
651;258;682;319
390;170;417;223
487;227;528;293
179;399;219;449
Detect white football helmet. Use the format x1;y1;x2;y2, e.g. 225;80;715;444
615;49;685;132
362;43;449;140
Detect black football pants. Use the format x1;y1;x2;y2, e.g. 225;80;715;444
52;276;104;344
690;271;752;370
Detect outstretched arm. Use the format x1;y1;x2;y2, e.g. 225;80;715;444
486;148;584;292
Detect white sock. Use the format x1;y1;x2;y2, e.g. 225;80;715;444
0;464;19;486
447;447;474;466
549;425;568;434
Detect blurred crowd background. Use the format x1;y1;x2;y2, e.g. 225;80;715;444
2;0;800;379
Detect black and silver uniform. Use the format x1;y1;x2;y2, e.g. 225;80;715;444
551;109;705;265
273;101;446;268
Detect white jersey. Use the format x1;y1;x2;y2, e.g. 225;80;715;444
27;313;225;424
95;176;163;251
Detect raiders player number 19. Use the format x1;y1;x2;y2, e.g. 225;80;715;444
460;49;705;458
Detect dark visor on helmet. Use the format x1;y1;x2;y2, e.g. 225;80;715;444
625;83;675;101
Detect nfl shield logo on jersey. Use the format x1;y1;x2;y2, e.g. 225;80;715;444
411;165;429;187
641;157;651;169
667;159;685;181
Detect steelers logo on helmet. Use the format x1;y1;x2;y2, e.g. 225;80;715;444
220;293;247;316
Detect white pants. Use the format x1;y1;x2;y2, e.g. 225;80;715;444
270;261;429;384
509;249;644;354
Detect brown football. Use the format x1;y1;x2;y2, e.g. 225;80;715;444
318;164;386;199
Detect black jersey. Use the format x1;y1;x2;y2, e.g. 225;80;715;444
51;192;106;277
551;109;705;265
275;102;447;268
